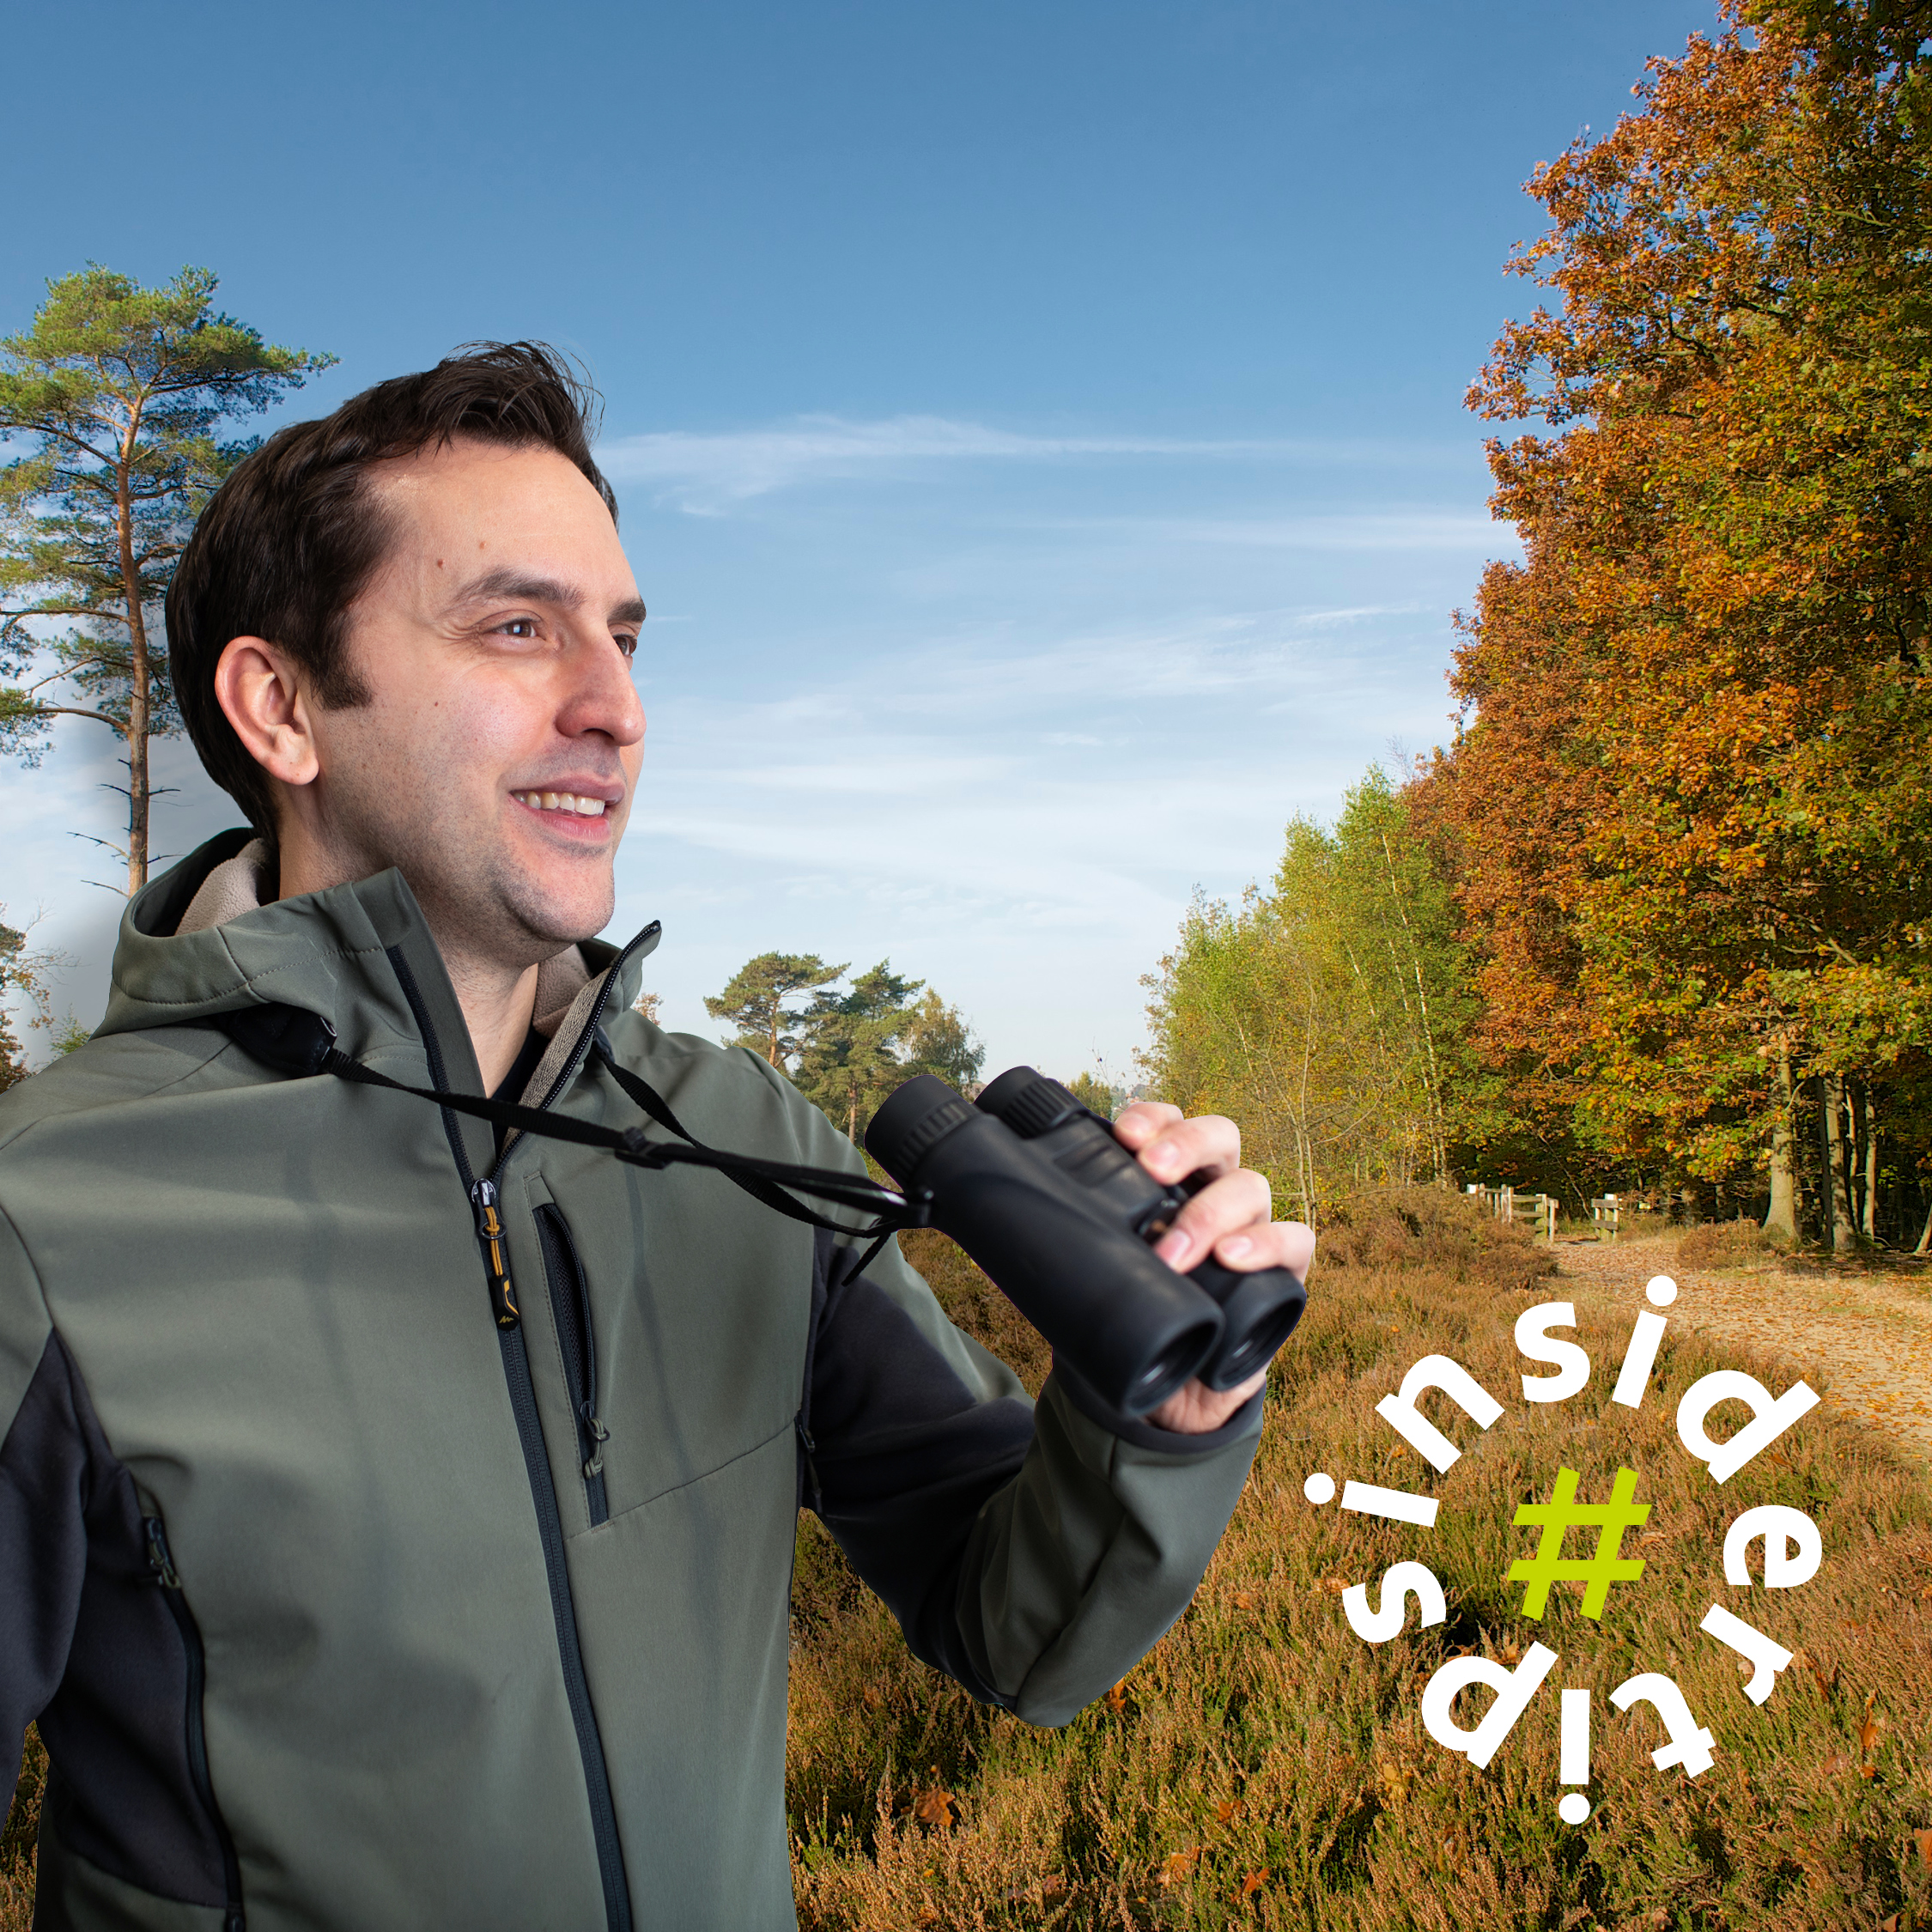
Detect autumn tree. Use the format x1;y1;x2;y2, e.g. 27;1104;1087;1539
703;951;845;1070
1438;0;1932;1245
0;267;331;892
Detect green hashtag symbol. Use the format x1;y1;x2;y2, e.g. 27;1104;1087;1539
1507;1466;1649;1620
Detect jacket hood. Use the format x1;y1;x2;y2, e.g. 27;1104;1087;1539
97;830;654;1097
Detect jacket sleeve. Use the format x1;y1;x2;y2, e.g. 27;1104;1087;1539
768;1065;1263;1728
0;1201;89;1767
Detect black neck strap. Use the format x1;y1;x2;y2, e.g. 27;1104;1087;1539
214;1003;924;1258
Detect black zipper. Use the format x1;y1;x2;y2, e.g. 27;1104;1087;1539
386;943;635;1932
145;1516;246;1932
535;1203;611;1526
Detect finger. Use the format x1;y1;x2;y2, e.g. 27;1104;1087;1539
1148;1366;1267;1435
1209;1218;1315;1280
1131;1112;1240;1188
1152;1166;1271;1271
1111;1101;1182;1151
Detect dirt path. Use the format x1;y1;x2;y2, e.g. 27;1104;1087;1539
1555;1232;1932;1465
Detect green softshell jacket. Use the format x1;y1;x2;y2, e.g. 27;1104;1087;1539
0;831;1263;1930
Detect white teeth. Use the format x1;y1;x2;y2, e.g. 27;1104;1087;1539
515;791;609;817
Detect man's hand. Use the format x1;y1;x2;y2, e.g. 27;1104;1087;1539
1109;1102;1315;1435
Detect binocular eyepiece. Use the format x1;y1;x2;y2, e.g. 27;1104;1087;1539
866;1067;1306;1418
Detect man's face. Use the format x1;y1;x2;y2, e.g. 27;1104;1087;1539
304;438;646;964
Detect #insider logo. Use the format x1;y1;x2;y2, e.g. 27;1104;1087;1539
1301;1276;1822;1825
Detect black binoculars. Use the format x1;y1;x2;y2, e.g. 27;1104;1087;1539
866;1066;1305;1418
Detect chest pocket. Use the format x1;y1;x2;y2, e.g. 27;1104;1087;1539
532;1204;611;1527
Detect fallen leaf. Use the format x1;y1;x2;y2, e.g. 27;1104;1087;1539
1377;1761;1412;1804
1241;1868;1269;1898
1103;1681;1128;1714
1860;1712;1885;1753
913;1786;956;1829
1916;1826;1932;1869
1233;1591;1258;1611
1215;1797;1246;1826
1157;1846;1202;1887
1041;1874;1066;1899
1822;1752;1850;1776
1322;1576;1349;1595
915;1907;939;1928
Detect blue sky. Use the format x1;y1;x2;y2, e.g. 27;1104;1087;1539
3;0;1716;1080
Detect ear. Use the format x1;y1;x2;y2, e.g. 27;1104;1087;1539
214;637;320;790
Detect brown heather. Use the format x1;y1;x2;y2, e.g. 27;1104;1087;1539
7;1196;1929;1928
790;1197;1932;1930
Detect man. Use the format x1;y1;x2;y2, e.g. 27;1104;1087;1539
0;344;1312;1930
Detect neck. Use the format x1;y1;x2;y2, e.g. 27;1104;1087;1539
437;946;540;1095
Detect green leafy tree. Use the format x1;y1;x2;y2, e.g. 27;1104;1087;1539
703;951;846;1070
794;962;926;1141
0;912;67;1091
898;988;984;1091
1142;769;1475;1221
0;266;332;891
1066;1072;1122;1119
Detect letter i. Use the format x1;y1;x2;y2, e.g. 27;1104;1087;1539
1612;1276;1677;1408
1558;1687;1590;1824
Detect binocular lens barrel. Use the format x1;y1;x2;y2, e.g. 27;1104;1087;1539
866;1075;1224;1415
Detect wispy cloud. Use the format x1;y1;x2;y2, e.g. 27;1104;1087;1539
597;413;1461;513
1049;512;1513;553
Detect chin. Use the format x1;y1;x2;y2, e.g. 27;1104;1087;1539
520;886;617;951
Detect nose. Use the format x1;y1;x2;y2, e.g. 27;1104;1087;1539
560;631;646;752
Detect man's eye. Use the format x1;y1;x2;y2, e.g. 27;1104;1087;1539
500;617;539;640
615;634;639;660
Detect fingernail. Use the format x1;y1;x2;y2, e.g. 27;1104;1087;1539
1219;1235;1252;1261
1156;1230;1190;1267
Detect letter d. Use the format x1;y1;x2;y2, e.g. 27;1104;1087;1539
1675;1371;1820;1483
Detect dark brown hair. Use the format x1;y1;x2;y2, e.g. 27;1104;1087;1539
167;340;618;835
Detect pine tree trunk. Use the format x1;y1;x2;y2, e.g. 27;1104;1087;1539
1915;1192;1932;1258
1764;1051;1798;1241
117;430;150;894
1822;1074;1853;1254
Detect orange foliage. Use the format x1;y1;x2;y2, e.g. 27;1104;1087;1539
1435;0;1932;1190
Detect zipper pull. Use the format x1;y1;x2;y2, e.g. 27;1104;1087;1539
470;1179;519;1329
581;1411;610;1480
794;1414;823;1516
145;1516;182;1590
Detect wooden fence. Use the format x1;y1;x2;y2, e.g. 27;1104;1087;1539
1464;1182;1560;1243
1464;1186;1627;1242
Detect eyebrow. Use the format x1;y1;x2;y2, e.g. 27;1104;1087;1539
453;568;646;629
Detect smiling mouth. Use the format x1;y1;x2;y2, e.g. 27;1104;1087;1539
513;790;610;818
